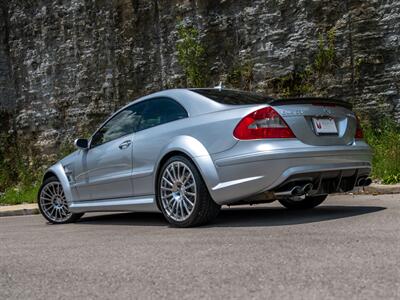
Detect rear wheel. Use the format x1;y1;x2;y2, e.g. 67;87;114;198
157;155;220;227
278;194;328;209
38;176;83;224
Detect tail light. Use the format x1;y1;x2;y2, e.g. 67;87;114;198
355;116;364;139
233;107;295;140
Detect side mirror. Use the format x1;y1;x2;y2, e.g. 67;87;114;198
74;138;89;150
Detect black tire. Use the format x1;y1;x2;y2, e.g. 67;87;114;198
157;155;220;227
37;176;84;224
278;194;328;210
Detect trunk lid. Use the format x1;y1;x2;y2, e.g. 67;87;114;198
271;98;357;146
190;89;357;146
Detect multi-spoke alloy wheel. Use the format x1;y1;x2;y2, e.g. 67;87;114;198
160;161;197;222
158;156;220;227
38;176;83;224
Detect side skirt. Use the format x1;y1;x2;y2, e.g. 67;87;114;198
69;196;160;213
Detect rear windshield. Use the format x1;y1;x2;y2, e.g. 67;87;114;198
191;89;274;105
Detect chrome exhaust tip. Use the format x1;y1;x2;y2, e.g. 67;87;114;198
274;183;314;198
302;183;313;195
291;183;313;196
291;186;303;196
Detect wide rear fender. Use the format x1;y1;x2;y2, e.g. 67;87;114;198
155;135;220;200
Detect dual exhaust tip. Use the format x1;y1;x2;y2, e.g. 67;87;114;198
290;177;372;194
275;177;372;198
291;183;313;196
274;183;314;198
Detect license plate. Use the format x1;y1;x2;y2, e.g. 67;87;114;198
312;118;338;134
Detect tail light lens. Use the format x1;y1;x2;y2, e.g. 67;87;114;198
355;116;364;139
233;107;295;140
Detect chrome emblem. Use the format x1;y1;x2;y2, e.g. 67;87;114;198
279;109;305;116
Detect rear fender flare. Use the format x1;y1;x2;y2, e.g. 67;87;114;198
155;135;220;199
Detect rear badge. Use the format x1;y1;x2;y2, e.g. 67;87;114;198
279;109;305;116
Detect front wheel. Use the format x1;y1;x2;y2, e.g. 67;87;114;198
278;194;328;210
38;176;83;224
157;156;220;227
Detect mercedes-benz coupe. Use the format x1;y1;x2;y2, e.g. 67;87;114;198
38;88;372;227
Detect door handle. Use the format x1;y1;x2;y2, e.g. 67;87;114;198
118;140;132;150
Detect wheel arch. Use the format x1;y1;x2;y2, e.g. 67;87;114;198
42;171;58;182
154;136;221;204
41;163;74;204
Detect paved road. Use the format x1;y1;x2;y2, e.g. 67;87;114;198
1;194;399;299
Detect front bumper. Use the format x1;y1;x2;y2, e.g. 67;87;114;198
209;143;372;205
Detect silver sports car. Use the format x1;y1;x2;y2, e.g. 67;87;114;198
38;88;372;227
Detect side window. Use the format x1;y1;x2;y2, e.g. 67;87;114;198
137;98;188;131
91;102;146;147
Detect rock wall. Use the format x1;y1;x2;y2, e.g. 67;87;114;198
0;1;14;112
1;0;400;161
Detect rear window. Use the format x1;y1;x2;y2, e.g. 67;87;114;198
191;89;274;105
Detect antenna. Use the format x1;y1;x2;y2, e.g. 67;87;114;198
214;82;224;91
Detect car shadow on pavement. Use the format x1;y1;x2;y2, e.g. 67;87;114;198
208;205;386;227
77;205;386;228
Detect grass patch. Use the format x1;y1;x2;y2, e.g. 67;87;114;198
0;183;40;205
363;119;400;184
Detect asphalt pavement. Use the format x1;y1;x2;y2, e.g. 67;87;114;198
1;194;399;299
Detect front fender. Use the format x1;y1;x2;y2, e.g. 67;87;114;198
44;163;74;204
155;135;220;201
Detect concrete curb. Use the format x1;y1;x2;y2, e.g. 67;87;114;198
0;204;39;217
361;183;400;195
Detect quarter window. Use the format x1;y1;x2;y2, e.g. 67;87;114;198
137;98;188;131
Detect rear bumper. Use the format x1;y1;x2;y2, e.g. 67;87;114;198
208;143;372;205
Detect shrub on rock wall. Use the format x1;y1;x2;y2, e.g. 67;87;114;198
176;23;208;87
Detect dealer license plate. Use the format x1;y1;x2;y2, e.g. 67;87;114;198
312;118;338;134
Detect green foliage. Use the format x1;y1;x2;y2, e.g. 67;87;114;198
314;29;336;74
0;132;42;191
0;135;77;205
0;114;44;205
176;24;207;87
354;57;365;82
268;28;336;97
0;183;40;205
58;139;76;159
363;118;400;184
270;67;315;97
0;131;40;206
226;61;254;91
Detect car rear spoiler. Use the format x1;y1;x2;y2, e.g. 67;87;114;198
269;97;353;110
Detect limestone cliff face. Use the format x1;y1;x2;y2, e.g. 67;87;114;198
0;0;399;160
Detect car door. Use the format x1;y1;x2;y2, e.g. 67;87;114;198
73;102;146;201
130;97;188;196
